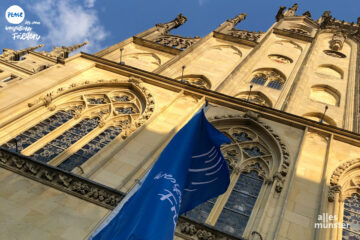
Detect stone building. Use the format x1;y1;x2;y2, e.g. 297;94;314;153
1;3;360;240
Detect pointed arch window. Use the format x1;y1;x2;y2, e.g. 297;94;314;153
342;193;360;239
31;117;101;163
215;170;264;237
2;110;75;152
183;118;288;238
250;69;286;90
327;160;360;240
0;80;154;173
251;73;267;85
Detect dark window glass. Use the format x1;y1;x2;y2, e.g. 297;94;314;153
31;117;99;163
243;147;264;157
182;171;263;239
267;80;283;90
183;198;217;223
342;194;360;240
233;132;252;142
2;110;74;152
251;75;267;85
215;171;263;238
58;126;122;171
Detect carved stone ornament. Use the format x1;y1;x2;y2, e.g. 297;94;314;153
328;159;360;202
283;3;298;17
226;13;247;29
276;3;298;21
156;14;188;35
226;29;264;42
328;185;341;202
176;217;243;240
275;6;286;21
0;148;124;209
330;159;360;186
329;31;345;51
283;28;310;36
302;11;312;18
154;35;200;50
318;11;360;42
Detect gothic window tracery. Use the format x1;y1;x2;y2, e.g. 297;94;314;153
328;160;360;239
251;73;266;85
2;110;75;152
250;70;286;90
31;117;101;163
1;81;154;173
175;74;211;89
342;193;360;239
215;171;264;237
183;118;285;238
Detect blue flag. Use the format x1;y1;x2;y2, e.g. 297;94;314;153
90;109;231;240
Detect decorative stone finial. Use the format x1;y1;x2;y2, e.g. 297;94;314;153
283;3;298;17
0;44;44;61
226;13;247;28
275;6;286;21
318;10;332;28
155;14;188;35
302;11;312;18
42;41;88;59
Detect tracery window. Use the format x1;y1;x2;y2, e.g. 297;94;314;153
0;80;154;173
250;70;286;90
31;117;101;163
342;193;360;239
251;73;266;85
183;118;287;238
328;159;360;240
2;110;75;152
175;74;211;89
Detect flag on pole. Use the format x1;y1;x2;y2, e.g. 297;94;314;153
89;109;231;240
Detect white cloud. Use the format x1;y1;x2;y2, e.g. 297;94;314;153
198;0;208;6
84;0;96;8
29;0;107;54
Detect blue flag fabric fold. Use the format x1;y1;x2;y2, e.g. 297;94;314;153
90;109;231;240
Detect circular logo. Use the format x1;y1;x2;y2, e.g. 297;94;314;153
5;5;25;24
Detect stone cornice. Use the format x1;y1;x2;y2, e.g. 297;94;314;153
79;52;360;147
0;147;124;209
273;28;314;42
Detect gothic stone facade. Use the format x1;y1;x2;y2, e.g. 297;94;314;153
1;4;360;240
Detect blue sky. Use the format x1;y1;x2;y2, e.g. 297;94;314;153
1;0;360;54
